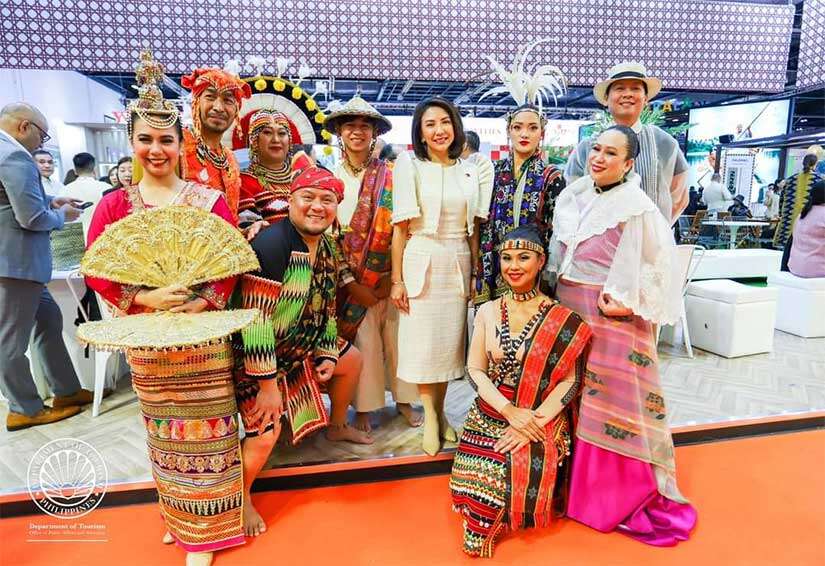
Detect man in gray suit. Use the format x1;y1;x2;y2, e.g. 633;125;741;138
0;102;93;431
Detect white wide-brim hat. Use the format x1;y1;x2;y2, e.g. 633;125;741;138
593;62;662;106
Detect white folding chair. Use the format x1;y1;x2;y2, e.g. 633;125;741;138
66;269;123;417
660;245;706;358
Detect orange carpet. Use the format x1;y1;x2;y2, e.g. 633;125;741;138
2;430;823;566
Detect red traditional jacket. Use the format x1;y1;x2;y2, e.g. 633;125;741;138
181;128;242;223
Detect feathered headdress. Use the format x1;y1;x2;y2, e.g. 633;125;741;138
479;39;567;124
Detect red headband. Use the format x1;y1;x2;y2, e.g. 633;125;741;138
291;166;344;202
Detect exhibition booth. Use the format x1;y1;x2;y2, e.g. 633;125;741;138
1;8;823;557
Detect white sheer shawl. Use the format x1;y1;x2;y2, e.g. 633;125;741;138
548;173;681;325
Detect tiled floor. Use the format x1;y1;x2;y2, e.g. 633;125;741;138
1;330;822;494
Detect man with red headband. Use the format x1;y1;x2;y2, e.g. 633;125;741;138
233;158;371;537
180;67;252;221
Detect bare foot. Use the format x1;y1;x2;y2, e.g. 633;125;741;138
325;423;374;444
353;412;372;433
242;494;267;537
397;403;423;428
162;531;174;544
185;551;213;566
440;417;458;442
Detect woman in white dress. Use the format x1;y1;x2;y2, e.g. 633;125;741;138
391;97;491;455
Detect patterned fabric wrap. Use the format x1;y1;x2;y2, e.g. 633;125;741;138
291;166;345;202
556;280;687;504
336;159;394;341
773;171;823;248
475;155;564;305
181;128;242;222
128;339;244;553
450;302;591;557
234;232;340;443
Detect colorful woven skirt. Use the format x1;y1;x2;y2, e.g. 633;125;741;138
450;401;509;557
128;340;245;553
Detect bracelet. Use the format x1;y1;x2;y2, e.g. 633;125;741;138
392;280;405;286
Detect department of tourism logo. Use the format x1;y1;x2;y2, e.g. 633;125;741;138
27;438;108;519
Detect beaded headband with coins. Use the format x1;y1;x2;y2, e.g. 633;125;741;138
479;39;567;129
500;224;545;255
126;50;180;139
500;239;544;255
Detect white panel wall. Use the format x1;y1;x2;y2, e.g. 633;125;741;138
0;69;124;174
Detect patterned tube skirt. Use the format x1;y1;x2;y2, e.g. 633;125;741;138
128;339;244;553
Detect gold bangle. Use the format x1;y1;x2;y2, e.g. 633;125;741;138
392;280;404;286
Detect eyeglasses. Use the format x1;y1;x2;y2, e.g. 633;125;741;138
28;121;51;144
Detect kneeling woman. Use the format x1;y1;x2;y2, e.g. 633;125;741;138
550;125;697;545
450;225;592;557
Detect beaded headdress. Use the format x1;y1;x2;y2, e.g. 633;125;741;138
246;109;295;167
479;39;567;128
500;225;545;255
126;50;179;138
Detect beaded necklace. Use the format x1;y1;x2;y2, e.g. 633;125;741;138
250;161;291;188
498;298;549;382
196;139;230;171
510;286;539;302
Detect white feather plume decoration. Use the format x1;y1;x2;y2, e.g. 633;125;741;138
294;60;314;86
247;55;266;76
276;56;292;77
325;99;344;113
479;39;567;113
223;57;242;77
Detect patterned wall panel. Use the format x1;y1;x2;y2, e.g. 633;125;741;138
0;0;794;92
797;0;825;90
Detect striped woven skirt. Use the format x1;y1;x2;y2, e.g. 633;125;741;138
128;340;244;553
449;399;508;557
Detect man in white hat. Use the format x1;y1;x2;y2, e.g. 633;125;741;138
565;62;689;224
326;95;421;434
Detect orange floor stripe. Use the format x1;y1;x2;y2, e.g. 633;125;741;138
2;430;823;566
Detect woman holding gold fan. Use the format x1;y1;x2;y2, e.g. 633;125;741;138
83;51;251;566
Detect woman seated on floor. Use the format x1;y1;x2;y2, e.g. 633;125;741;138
449;225;592;557
550;125;697;546
788;180;825;278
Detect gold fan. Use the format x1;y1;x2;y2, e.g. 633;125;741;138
78;309;259;350
81;206;260;287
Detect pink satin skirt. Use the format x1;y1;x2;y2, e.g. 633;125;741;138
567;439;697;546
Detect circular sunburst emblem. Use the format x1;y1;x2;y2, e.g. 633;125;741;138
27;438;108;519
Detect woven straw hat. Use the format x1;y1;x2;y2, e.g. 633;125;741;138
593;62;662;106
324;95;392;135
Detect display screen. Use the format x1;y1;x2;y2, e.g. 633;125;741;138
686;100;790;199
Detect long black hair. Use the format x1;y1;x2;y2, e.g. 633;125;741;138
800;180;825;219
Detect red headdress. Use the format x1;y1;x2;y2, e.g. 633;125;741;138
291;159;344;202
181;67;252;137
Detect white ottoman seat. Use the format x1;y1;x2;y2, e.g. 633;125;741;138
690;249;782;280
685;279;778;358
766;271;825;338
